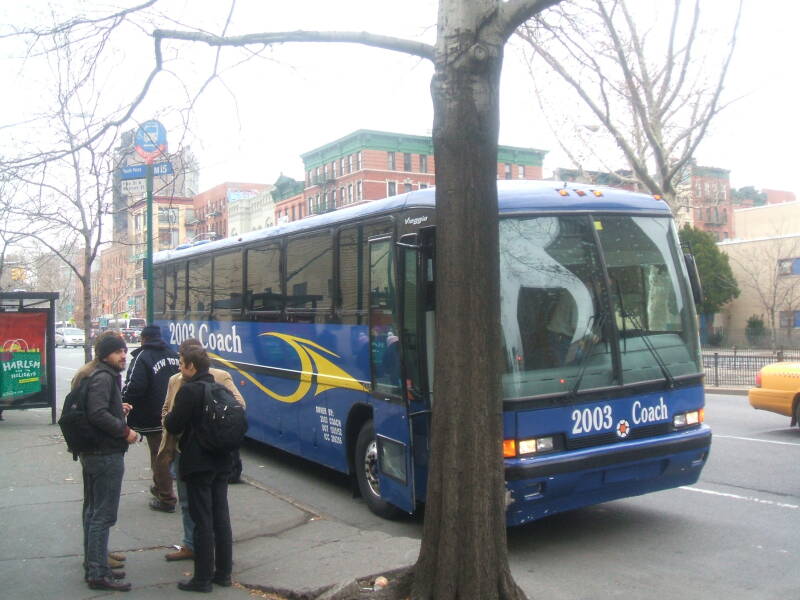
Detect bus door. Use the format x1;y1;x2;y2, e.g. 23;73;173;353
368;237;415;512
400;227;434;501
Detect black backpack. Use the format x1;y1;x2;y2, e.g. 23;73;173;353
58;371;103;460
195;381;247;454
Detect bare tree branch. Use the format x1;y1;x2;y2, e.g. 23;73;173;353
153;28;436;61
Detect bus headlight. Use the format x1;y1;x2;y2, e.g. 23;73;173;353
518;436;555;456
504;436;557;457
673;409;704;428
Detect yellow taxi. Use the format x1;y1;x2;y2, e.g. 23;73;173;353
748;362;800;426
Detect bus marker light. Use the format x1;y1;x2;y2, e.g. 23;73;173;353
592;189;604;197
575;189;587;196
503;439;517;458
558;189;570;196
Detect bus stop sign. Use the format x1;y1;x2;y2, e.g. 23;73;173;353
134;120;168;164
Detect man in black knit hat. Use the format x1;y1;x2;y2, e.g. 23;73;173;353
122;324;180;512
74;331;139;591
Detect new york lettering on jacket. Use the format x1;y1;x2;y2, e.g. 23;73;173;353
122;339;180;433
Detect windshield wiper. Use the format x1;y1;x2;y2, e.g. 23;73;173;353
611;277;675;389
620;309;675;389
566;311;607;400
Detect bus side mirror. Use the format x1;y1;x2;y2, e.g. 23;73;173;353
683;253;703;307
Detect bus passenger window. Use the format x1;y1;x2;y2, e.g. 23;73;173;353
213;251;243;320
246;243;282;320
188;257;212;317
286;232;332;323
337;221;393;327
153;267;166;316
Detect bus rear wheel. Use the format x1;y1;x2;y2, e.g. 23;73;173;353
355;420;403;520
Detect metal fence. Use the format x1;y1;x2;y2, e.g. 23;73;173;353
701;347;800;387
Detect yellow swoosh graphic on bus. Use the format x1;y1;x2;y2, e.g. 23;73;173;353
208;332;368;404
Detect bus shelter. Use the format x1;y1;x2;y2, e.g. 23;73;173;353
0;292;59;423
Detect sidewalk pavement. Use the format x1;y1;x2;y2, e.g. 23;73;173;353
0;409;419;600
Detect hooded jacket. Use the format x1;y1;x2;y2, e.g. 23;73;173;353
122;338;180;432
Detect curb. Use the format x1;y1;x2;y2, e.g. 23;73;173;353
704;387;748;396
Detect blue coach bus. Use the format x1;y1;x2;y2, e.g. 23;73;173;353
152;180;711;526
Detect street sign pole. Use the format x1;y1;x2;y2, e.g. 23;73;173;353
146;163;154;325
132;119;168;327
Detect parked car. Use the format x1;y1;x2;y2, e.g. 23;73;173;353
121;328;140;344
55;327;85;348
748;361;800;427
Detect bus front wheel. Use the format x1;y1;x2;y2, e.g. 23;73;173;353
355;420;403;520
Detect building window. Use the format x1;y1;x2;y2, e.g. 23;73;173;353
420;154;428;173
388;181;396;196
348;184;353;204
323;164;329;180
340;187;346;206
779;311;800;328
388;151;396;170
778;258;800;275
518;165;525;179
331;189;337;208
420;183;428;189
357;152;362;170
349;155;354;173
332;161;337;178
404;153;412;171
357;180;363;201
504;163;512;180
404;182;413;193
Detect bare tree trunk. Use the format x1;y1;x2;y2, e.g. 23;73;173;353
412;20;524;600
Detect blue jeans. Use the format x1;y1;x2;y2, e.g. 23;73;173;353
172;459;195;550
81;453;125;580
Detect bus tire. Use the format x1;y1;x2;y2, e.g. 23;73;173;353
355;420;403;520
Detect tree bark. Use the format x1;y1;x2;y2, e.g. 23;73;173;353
411;6;524;599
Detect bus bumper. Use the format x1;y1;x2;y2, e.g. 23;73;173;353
504;425;712;527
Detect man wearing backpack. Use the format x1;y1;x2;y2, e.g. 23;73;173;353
73;331;139;592
164;343;235;592
122;325;180;512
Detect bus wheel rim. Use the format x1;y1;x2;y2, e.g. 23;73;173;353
363;439;380;497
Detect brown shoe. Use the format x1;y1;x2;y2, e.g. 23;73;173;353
108;552;126;562
87;577;131;592
165;546;194;561
108;557;125;569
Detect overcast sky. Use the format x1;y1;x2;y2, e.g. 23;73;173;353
1;1;796;196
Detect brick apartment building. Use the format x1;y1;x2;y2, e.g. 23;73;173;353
274;129;547;223
190;182;271;241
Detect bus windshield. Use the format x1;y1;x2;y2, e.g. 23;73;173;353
499;214;701;399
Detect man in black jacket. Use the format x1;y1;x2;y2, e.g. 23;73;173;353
122;325;180;512
74;332;139;592
165;344;233;593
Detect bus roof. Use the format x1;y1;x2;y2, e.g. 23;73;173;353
155;180;669;264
